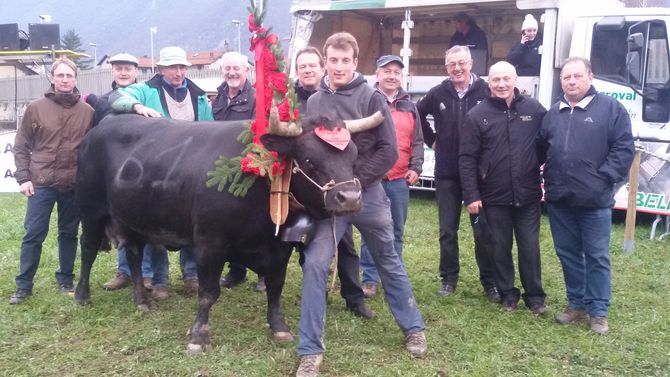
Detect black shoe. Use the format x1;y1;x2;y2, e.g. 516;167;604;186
59;283;75;295
529;302;547;315
9;288;32;304
347;302;376;319
220;273;246;288
438;282;456;297
502;300;518;312
483;286;502;303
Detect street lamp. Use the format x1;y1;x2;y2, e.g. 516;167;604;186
150;26;157;73
89;43;97;69
38;15;52;23
231;20;241;53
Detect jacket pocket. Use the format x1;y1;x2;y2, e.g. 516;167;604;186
29;152;55;186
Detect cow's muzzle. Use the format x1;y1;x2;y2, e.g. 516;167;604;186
291;160;362;215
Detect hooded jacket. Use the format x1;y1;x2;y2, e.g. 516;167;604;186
109;74;213;121
306;73;397;188
506;32;543;76
14;86;94;189
538;86;634;208
459;89;546;206
212;79;256;121
417;76;489;180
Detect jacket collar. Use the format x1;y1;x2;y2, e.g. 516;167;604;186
319;72;367;95
559;85;597;110
45;85;81;108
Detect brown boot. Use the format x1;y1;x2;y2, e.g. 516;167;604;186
183;279;199;292
590;316;609;335
555;307;587;324
151;287;169;300
362;282;377;298
102;272;130;291
143;277;153;290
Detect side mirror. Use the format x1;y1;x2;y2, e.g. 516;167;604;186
644;101;669;123
627;32;645;51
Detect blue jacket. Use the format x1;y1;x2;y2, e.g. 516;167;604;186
538;86;634;208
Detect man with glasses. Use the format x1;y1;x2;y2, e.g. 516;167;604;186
10;57;94;304
417;45;499;302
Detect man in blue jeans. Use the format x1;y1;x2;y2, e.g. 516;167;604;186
538;57;634;335
109;46;209;299
10;58;94;304
359;55;424;299
295;32;426;377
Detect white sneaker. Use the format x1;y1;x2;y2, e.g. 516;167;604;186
296;353;323;377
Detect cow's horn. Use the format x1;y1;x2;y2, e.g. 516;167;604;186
268;107;302;137
343;111;384;133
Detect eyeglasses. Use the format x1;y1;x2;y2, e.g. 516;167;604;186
446;60;471;69
54;73;74;80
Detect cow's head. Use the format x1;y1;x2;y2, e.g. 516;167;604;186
260;108;383;218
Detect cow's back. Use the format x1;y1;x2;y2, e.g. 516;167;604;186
78;114;272;249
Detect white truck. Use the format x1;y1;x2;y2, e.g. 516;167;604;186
287;0;670;216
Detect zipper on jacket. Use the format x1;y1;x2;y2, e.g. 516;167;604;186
564;108;573;152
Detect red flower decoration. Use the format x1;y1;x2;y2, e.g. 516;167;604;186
269;72;288;95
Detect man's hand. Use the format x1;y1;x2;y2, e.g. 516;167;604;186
19;181;34;197
466;200;482;215
133;104;163;118
521;34;530;44
405;170;419;185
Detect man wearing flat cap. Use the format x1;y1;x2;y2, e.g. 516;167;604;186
109;46;213;299
358;55;424;299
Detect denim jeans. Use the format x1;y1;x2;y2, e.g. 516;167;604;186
117;246;154;278
297;183;425;356
435;178;496;288
119;245;197;287
15;187;79;291
547;203;612;317
360;178;409;284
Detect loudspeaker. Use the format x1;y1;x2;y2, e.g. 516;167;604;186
28;23;60;50
0;23;20;51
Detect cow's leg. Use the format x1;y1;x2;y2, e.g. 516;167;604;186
186;241;226;354
75;219;103;305
126;243;151;312
264;242;294;342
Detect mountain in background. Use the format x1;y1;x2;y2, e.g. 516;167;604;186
1;0;293;61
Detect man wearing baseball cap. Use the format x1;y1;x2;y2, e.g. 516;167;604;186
109;46;213;299
358;55;424;299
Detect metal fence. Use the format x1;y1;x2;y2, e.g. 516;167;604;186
0;68;227;129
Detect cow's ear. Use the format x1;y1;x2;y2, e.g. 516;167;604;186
260;134;294;157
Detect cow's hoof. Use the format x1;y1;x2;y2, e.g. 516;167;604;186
137;304;150;313
272;331;294;342
186;343;205;355
74;297;91;306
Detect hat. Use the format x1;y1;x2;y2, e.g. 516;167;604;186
521;14;538;31
376;55;404;68
109;53;139;66
157;46;191;67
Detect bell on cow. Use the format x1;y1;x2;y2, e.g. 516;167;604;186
280;212;315;246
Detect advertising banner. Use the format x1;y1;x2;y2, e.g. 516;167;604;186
0;131;18;193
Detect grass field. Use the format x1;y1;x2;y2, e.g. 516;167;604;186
0;192;668;377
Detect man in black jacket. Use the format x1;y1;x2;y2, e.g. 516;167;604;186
212;51;256;121
459;61;547;313
538;57;634;335
417;45;498;302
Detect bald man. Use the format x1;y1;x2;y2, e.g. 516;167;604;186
459;61;547;314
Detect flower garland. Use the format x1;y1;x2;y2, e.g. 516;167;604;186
206;0;300;197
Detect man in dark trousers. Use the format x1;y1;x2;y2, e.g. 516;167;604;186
10;58;94;304
459;61;547;314
416;45;499;302
538;57;634;335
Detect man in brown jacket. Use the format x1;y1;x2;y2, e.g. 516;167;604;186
10;57;94;304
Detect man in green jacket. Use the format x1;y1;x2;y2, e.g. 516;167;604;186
109;46;213;299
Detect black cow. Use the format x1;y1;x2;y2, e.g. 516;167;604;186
74;112;381;352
